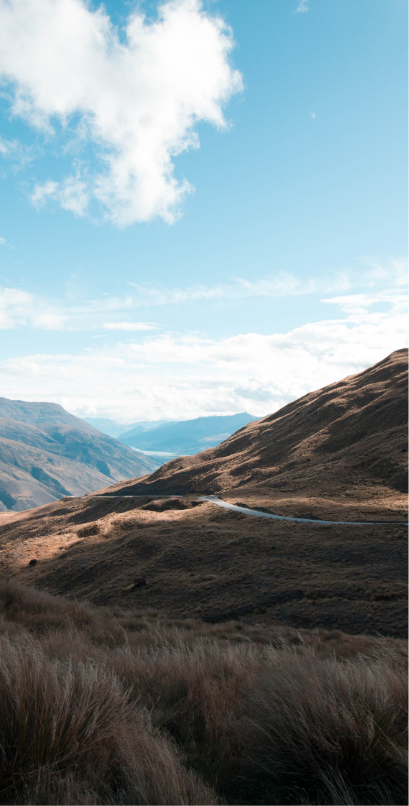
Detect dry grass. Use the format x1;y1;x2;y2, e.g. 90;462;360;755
0;580;407;805
3;490;406;640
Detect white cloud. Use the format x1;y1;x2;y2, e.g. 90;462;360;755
0;294;406;420
359;257;408;288
0;286;68;329
32;174;90;216
31;179;59;207
103;322;157;331
0;0;242;225
0;288;34;329
0;237;5;245
322;288;407;317
0;135;33;165
294;1;309;13
309;111;315;119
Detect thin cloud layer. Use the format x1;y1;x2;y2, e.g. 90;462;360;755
0;259;405;331
103;322;157;331
128;271;352;306
0;0;242;224
0;296;406;420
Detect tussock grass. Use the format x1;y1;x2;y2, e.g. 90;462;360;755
0;580;407;805
0;634;212;805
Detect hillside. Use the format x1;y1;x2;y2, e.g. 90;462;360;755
118;412;256;455
106;349;408;510
0;398;157;512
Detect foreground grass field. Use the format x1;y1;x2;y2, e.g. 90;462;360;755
0;580;407;805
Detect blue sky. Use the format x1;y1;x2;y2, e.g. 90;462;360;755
0;0;407;421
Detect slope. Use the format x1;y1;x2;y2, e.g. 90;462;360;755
0;485;406;637
0;399;157;512
106;349;408;515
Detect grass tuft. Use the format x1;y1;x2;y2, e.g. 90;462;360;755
0;579;406;804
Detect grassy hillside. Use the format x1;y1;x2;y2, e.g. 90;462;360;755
0;580;406;805
0;493;406;638
109;349;407;498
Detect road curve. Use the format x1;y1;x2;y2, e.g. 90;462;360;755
198;496;408;526
87;493;408;526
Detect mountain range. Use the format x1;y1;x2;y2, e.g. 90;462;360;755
83;418;171;439
117;412;256;455
0;399;158;512
83;413;257;457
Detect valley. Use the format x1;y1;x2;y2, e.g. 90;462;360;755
1;349;407;639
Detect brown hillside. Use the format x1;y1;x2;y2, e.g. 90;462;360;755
0;490;406;638
101;349;408;515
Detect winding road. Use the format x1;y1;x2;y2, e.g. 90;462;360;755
90;493;408;526
198;496;408;526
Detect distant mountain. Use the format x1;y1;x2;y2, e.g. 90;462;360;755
117;413;257;456
0;398;158;512
82;418;132;438
83;417;172;439
117;420;174;440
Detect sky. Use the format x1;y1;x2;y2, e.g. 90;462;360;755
0;0;407;423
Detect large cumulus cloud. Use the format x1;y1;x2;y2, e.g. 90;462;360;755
0;0;242;224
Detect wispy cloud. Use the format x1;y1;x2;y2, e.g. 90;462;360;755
322;290;407;317
0;0;242;225
102;322;157;331
0;286;139;330
0;235;14;248
0;287;69;330
0;271;350;330
0;135;34;166
359;257;408;288
0;258;405;331
294;1;309;14
31;175;90;217
128;270;352;306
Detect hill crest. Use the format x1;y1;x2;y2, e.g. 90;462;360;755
98;349;408;502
